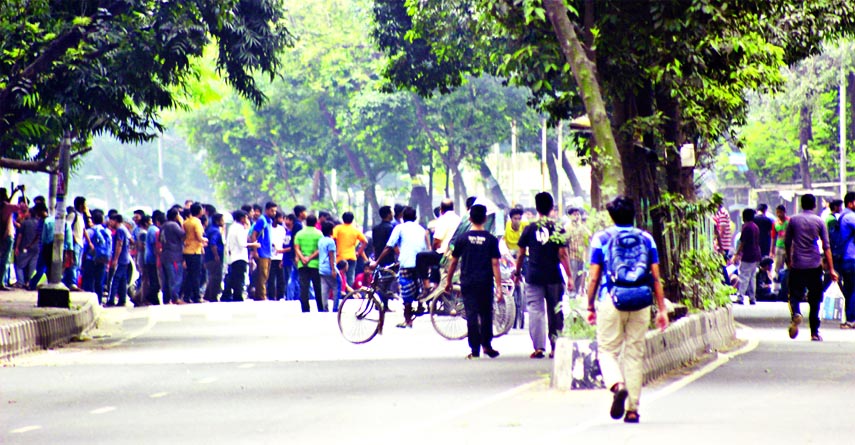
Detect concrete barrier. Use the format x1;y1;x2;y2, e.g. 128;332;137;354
0;295;98;362
553;306;736;390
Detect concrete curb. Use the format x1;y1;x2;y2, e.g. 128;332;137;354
553;305;737;390
0;295;98;362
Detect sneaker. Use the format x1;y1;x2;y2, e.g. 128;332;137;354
789;314;803;339
466;353;480;360
749;300;756;305
396;321;412;329
483;348;500;359
811;334;823;342
610;383;629;420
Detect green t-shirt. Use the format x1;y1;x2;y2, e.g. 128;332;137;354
773;219;788;249
294;226;323;269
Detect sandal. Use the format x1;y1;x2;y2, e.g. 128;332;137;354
530;349;545;359
610;383;628;419
624;410;639;423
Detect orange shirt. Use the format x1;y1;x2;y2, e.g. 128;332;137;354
332;223;367;262
183;216;204;255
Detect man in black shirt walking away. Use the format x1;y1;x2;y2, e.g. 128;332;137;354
446;205;502;359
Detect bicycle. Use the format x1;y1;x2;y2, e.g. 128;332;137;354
337;263;516;344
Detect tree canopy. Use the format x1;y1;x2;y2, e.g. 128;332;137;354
0;0;292;172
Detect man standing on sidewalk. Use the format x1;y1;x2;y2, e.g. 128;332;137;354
732;208;761;305
222;210;259;302
294;215;324;312
514;192;573;359
836;193;855;328
250;202;277;301
160;209;186;305
585;196;669;424
446;204;502;360
182;203;206;303
784;193;838;341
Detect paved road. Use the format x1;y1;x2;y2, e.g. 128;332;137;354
3;300;855;444
1;301;552;444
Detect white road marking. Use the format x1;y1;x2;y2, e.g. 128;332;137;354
548;322;761;438
196;377;218;384
238;363;255;369
10;425;42;434
149;392;169;398
90;406;117;414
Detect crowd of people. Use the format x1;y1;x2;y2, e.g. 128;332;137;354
0;185;668;423
715;193;855;342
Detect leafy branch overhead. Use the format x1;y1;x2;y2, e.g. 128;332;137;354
0;0;293;172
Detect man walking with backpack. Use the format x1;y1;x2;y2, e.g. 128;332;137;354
586;196;669;424
786;194;838;341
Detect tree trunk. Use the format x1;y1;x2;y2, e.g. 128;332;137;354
848;72;855;155
657;90;694;199
311;169;323;203
560;149;587;199
404;148;432;224
478;159;509;208
546;139;560;201
799;105;813;189
363;183;380;219
449;161;468;210
543;0;624;197
588;137;604;209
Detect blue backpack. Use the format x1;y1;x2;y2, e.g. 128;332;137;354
829;214;849;260
92;226;112;264
603;227;653;311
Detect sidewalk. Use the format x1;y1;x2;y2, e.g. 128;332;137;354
0;289;98;362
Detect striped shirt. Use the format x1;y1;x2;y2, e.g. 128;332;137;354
713;208;733;254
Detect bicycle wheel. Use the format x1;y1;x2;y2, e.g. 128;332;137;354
492;288;515;338
338;289;384;344
430;290;467;340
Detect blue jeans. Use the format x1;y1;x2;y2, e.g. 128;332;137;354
62;243;83;288
163;260;184;304
82;260;107;305
109;262;130;306
286;266;300;300
841;261;855;322
0;236;12;287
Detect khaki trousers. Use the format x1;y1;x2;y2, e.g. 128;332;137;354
596;296;650;411
254;258;271;300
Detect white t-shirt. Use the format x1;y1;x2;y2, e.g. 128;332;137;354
386;221;427;268
432;210;461;254
270;225;286;261
227;223;250;265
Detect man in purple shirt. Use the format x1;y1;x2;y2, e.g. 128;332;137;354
784;194;838;341
733;208;762;305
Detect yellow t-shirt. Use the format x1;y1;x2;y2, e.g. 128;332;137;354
183;216;204;255
332;223;367;262
504;220;528;251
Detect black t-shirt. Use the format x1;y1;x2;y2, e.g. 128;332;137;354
372;221;395;266
518;219;565;285
452;230;500;287
754;214;773;256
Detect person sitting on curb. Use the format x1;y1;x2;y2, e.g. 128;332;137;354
586;196;669;424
